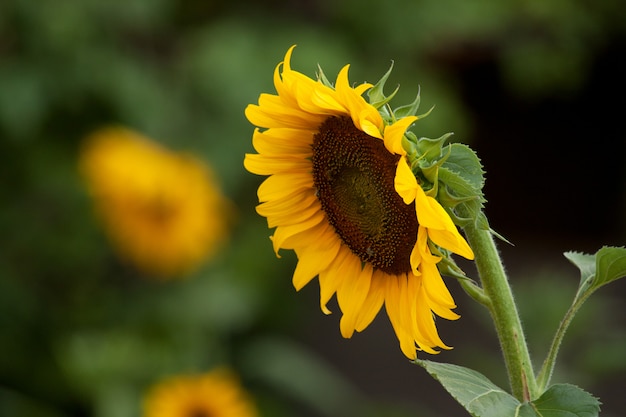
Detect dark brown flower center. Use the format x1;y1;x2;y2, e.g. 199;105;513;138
311;116;417;275
187;406;213;417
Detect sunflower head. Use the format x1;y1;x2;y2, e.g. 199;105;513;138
142;368;258;417
80;127;232;278
244;46;478;359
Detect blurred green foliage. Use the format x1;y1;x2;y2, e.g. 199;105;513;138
1;0;625;416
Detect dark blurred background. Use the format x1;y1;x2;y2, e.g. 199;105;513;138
1;0;625;416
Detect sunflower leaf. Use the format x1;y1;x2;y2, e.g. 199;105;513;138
517;384;601;417
415;361;601;417
565;246;626;302
563;251;595;299
590;246;626;288
415;360;521;417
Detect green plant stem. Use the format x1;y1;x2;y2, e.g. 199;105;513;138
536;292;589;392
463;224;538;401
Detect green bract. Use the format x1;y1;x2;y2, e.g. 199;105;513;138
367;65;487;232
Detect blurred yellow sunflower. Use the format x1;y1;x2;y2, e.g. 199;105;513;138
244;46;474;359
143;368;258;417
80;127;230;278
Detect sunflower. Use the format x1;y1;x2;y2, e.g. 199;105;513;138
80;127;231;278
244;46;474;359
142;368;258;417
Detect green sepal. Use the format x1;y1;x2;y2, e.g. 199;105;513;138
367;62;399;110
393;88;421;119
415;133;452;164
436;251;471;280
401;131;419;160
316;64;333;88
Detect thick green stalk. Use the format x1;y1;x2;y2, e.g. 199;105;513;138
463;224;538;401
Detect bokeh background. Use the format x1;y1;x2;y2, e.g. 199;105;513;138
1;0;625;416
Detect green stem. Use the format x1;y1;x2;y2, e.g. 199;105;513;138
463;224;538;401
536;292;589;392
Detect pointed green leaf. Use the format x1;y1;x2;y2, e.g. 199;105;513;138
593;246;626;287
416;361;601;417
565;246;626;301
518;384;601;417
564;251;595;292
415;360;521;417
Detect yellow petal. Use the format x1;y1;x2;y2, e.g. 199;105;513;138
358;110;383;139
410;225;439;275
273;52;299;109
310;85;346;113
416;225;442;264
244;101;324;130
257;172;313;202
287;72;324;111
292;221;341;290
406;274;440;350
334;65;382;137
270;210;325;255
335;253;370;333
354;82;373;96
354;269;386;332
338;262;373;338
252;128;313;156
383;116;416;155
256;191;318;221
420;261;459;320
413;183;452;230
428;228;474;260
394;157;418;204
411;274;452;351
420;262;456;309
317;246;351;314
384;275;418;359
260;198;320;229
244;154;311;176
